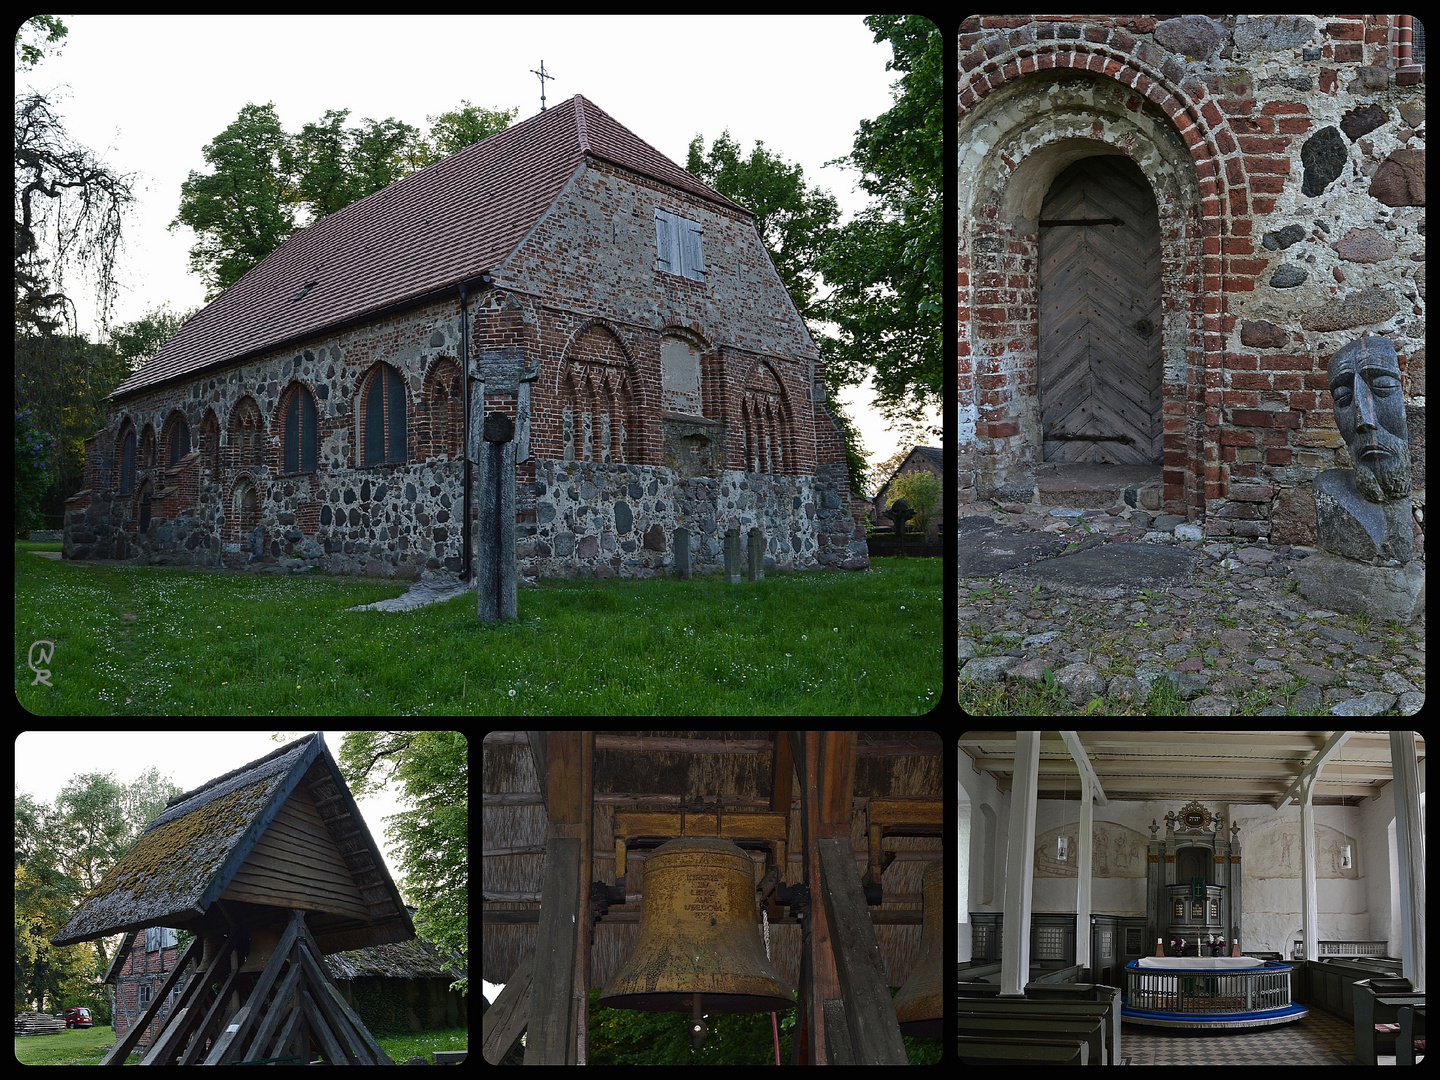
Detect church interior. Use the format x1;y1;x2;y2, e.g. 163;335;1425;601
957;731;1425;1065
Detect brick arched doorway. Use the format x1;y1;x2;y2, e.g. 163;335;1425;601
958;69;1207;519
1038;155;1163;465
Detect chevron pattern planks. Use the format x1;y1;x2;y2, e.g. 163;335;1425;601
1038;156;1162;464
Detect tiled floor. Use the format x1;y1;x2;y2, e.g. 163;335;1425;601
1122;1007;1356;1065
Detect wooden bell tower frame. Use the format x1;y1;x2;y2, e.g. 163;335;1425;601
482;730;944;1065
103;909;393;1065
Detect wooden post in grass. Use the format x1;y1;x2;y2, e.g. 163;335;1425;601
478;412;517;622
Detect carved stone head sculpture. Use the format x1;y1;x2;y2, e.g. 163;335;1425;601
1326;335;1411;503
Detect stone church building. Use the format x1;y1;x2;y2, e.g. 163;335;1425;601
65;95;868;581
958;16;1425;540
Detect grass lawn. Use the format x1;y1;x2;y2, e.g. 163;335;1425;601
13;1021;467;1064
16;549;939;716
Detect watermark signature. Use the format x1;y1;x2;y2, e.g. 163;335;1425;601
28;640;55;686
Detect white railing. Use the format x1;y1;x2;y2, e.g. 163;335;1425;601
1318;940;1388;957
1126;962;1295;1015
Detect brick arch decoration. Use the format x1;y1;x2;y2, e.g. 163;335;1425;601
228;396;266;473
228;473;262;555
557;319;642;466
958;17;1263;521
420;356;464;461
199;408;220;476
739;358;798;475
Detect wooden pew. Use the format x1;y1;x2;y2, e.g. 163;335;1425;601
1354;978;1424;1065
1396;1004;1424;1066
1025;983;1122;1066
957;1016;1098;1064
1357;994;1426;1064
956;980;1000;998
956;997;1115;1065
956;1034;1088;1064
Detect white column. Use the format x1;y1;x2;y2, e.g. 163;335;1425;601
1000;731;1041;996
1299;772;1318;961
1075;770;1093;971
1389;731;1425;990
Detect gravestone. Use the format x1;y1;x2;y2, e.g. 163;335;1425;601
747;527;764;582
674;526;692;580
723;528;742;584
1295;336;1423;623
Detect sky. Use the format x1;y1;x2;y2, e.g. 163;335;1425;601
14;729;412;887
20;14;938;480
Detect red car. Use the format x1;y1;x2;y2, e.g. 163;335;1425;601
61;1007;92;1029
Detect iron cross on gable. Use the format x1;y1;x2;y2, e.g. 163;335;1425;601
531;60;555;111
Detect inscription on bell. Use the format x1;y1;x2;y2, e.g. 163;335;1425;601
685;874;723;914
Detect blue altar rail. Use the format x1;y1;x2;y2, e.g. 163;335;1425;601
1122;960;1308;1030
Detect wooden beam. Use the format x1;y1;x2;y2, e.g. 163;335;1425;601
1278;730;1354;807
794;731;856;1063
525;837;580;1064
818;838;906;1063
99;934;202;1065
1059;731;1108;806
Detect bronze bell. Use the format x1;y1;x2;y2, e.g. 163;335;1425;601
239;927;282;973
599;837;794;1014
891;859;942;1036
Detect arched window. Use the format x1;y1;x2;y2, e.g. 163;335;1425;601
281;384;318;474
119;429;137;494
362;364;407;466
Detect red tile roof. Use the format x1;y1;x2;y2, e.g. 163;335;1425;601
113;95;748;399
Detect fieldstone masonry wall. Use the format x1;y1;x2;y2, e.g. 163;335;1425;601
65;134;867;581
958;14;1425;541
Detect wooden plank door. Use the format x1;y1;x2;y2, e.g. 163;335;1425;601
1038;156;1162;464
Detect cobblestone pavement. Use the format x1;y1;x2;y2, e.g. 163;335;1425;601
958;503;1425;716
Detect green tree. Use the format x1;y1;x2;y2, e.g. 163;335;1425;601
15;768;180;1008
338;731;467;993
411;100;517;167
890;467;941;535
174;101;518;295
13;407;57;535
819;15;943;419
14;14;67;72
171;102;297;298
685;131;839;320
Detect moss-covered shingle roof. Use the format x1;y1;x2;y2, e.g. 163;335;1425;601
51;733;412;951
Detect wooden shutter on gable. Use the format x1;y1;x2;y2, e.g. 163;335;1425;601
680;218;705;281
655;209;676;274
655;208;705;281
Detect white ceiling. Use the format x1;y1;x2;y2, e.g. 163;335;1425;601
958;730;1425;806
